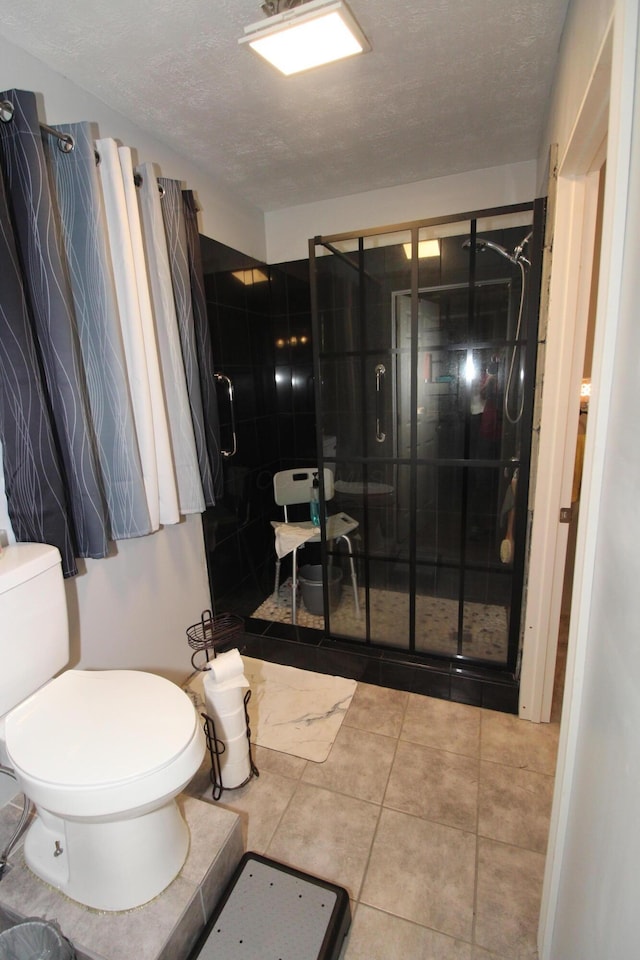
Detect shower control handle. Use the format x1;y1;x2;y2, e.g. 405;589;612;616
375;363;386;443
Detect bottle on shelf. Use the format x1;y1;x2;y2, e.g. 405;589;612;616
309;472;320;526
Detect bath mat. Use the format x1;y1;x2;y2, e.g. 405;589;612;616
242;657;356;763
186;657;357;764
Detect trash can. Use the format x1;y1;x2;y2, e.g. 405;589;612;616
299;565;342;615
0;920;75;960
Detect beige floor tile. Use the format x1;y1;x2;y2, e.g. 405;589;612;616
475;837;545;959
213;768;298;853
344;904;472;959
343;682;409;738
302;725;397;804
177;795;241;886
478;760;554;853
384;740;479;832
251;743;308;780
360;808;476;942
401;695;481;759
472;948;513;959
266;781;380;900
480;711;559;776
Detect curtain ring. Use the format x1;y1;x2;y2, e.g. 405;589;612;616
0;100;14;123
94;149;101;166
158;182;165;198
134;172;143;187
58;134;75;154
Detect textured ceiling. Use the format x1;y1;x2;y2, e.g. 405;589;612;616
0;0;570;212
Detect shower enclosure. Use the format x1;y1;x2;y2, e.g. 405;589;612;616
309;201;544;674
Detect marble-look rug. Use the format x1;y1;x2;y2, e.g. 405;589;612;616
252;580;508;662
185;657;356;764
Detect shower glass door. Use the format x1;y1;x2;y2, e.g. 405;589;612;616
310;202;543;672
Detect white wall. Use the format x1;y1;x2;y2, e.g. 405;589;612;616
538;0;640;954
537;0;614;187
265;160;538;264
66;516;210;684
0;34;267;681
0;33;267;260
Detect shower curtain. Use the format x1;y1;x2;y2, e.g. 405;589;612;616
0;87;222;575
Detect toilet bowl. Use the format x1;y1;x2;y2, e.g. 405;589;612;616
5;669;205;911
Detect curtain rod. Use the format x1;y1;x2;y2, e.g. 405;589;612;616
1;99;75;152
0;100;165;196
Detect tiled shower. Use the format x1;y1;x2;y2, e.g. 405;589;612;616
200;236;315;618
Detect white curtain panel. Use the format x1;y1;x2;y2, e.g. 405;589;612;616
136;161;205;515
0;441;16;544
118;146;180;526
96;137;162;530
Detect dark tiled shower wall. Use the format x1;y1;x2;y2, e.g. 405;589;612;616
200;235;315;616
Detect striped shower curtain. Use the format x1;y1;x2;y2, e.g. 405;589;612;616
0;87;222;575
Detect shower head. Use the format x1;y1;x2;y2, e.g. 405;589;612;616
462;237;518;265
513;231;532;262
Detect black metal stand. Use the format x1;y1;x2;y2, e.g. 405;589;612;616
201;689;259;801
186;609;244;671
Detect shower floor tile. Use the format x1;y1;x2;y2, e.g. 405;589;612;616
252;581;509;660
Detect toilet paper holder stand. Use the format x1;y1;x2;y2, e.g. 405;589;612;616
200;692;259;801
186;609;245;671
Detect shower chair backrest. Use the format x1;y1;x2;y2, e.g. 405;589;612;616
273;468;335;512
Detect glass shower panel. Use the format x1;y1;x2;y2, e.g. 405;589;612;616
318;356;364;459
415;591;460;658
368;559;411;648
331;460;392;548
362;230;412;354
461;568;512;663
416;464;463;565
310;202;541;675
314;245;362;355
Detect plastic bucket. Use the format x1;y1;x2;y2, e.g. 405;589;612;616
0;920;75;959
298;565;342;615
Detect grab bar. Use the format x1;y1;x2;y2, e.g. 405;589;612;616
214;373;237;458
375;363;386;443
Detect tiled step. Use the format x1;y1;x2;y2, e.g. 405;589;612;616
0;794;242;960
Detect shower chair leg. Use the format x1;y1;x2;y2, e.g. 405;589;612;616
291;549;298;624
273;557;281;599
337;534;360;618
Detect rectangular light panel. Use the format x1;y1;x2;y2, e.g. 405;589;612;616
240;0;369;76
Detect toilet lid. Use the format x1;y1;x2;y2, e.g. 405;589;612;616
6;670;198;787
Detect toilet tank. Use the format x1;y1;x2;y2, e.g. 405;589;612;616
0;543;69;718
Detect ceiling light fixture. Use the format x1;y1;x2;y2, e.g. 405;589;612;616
239;0;370;76
402;239;441;259
232;268;269;285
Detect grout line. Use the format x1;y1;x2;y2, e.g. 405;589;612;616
351;687;411;907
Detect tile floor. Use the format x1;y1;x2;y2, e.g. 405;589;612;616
185;678;560;960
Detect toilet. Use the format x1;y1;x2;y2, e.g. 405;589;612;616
0;542;205;912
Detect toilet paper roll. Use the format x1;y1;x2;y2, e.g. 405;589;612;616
205;648;244;685
220;731;251;788
221;753;251;789
204;680;250;718
213;707;247;742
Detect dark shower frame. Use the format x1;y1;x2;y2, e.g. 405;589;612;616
308;198;545;676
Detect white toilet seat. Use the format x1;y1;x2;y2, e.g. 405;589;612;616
6;670;203;818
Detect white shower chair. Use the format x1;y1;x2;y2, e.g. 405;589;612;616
272;467;360;624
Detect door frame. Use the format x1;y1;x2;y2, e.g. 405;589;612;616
518;21;613;724
536;0;639;952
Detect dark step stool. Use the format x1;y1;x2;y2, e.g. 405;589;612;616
189;852;351;960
